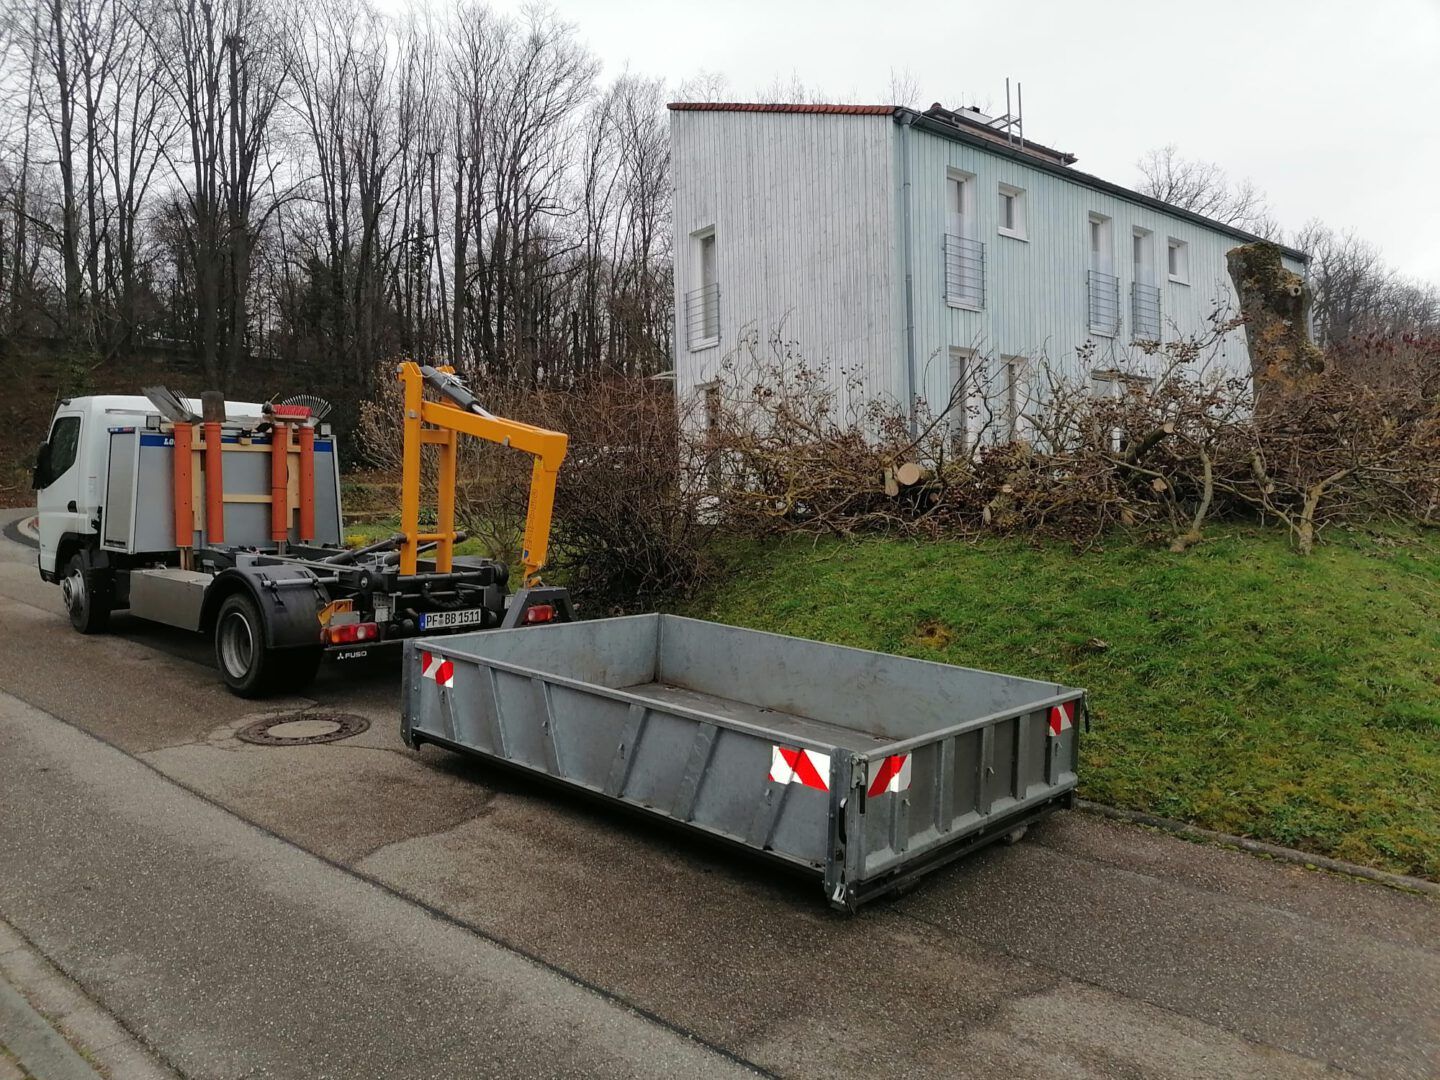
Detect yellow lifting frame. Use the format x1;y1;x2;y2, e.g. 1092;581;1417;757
396;361;568;585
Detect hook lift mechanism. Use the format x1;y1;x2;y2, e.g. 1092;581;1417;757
395;361;568;587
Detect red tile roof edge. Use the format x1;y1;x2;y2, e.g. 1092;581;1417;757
667;102;897;115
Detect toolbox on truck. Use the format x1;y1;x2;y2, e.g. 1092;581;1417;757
402;614;1084;910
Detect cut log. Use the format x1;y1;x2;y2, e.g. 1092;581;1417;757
894;461;928;487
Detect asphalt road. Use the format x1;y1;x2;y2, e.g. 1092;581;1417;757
0;507;1436;1079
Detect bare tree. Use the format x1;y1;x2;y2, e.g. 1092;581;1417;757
29;0;88;343
1291;219;1440;346
0;0;679;394
0;2;46;336
674;69;727;104
99;0;173;353
450;4;595;382
885;67;920;108
1137;144;1278;237
288;0;399;391
150;0;289;385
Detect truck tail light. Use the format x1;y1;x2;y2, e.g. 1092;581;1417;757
326;621;379;645
522;604;555;625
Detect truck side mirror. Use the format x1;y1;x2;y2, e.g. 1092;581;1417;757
31;442;51;489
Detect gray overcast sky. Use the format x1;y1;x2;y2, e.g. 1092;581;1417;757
483;0;1440;283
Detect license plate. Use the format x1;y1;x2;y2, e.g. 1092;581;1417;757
419;608;485;630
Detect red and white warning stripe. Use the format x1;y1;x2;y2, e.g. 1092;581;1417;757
769;745;831;792
420;650;454;688
866;754;912;798
1048;700;1076;737
768;746;915;798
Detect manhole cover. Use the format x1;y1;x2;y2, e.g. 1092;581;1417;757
236;712;370;746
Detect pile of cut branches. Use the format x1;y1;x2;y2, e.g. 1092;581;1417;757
696;332;1440;554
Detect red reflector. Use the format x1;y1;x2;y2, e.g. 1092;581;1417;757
523;604;555;624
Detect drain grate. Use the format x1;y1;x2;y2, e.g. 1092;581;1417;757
236;711;370;746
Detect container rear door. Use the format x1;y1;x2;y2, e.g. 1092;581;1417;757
856;698;1081;880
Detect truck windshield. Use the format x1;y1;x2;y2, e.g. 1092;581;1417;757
46;416;81;483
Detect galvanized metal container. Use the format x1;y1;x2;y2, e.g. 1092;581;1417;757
402;615;1083;909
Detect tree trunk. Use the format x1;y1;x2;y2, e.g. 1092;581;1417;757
1226;242;1326;407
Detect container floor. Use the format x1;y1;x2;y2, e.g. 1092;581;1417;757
620;682;894;752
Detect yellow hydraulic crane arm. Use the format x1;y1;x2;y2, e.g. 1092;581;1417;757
395;361;568;585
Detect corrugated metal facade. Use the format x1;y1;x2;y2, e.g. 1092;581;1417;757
670;110;903;410
900;122;1309;411
671;108;1307;419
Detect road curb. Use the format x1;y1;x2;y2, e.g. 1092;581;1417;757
0;918;179;1080
1076;799;1440;898
2;515;37;550
0;969;103;1080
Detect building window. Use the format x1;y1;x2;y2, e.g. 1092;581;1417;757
1089;213;1113;275
1131;227;1161;341
945;170;984;309
685;228;719;350
1090;368;1154;398
1087;213;1119;337
1132;227;1154;283
1167;238;1189;284
1001;356;1028;438
702;380;722;432
947;170;975;237
700;380;723;485
948;347;987;452
997;184;1026;240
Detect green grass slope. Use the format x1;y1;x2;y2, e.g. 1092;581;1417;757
683;528;1440;880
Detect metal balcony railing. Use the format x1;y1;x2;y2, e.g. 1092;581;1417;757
684;282;720;350
1131;281;1161;342
944;234;985;309
1088;269;1121;336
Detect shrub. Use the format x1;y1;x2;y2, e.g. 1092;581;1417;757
357;366;717;611
693;331;1440;554
353;329;1438;614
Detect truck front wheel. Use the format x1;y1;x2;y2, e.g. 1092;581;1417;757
214;592;320;698
62;553;111;634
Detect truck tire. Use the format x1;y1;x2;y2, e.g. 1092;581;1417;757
62;553;110;634
214;591;320;698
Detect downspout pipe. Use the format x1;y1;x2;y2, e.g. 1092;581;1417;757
897;109;919;438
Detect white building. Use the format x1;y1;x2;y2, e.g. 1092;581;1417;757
670;101;1309;440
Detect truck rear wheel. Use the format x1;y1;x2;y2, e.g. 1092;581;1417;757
214;592;320;698
62;553;110;634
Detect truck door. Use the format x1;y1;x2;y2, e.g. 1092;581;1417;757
35;411;87;576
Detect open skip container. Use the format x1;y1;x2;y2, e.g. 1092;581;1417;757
402;615;1084;910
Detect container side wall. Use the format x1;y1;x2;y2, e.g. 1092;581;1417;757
656;615;1067;740
405;646;836;871
438;615;660;689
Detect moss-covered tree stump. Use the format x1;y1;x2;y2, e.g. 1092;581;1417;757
1226;242;1325;403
